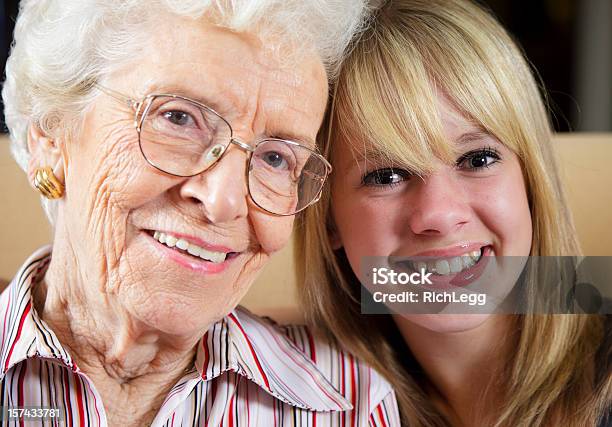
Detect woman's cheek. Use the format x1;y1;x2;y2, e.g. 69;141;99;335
250;210;294;254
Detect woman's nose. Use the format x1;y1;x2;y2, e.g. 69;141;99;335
179;146;249;223
407;172;471;236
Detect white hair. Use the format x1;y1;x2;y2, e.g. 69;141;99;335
2;0;370;222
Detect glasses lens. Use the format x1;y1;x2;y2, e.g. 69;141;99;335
249;140;328;215
139;96;232;176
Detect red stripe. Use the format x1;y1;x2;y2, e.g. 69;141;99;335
201;332;210;379
17;361;27;427
228;313;270;389
307;330;316;363
228;392;235;427
349;355;357;426
74;374;85;426
4;302;31;371
377;404;387;427
171;412;175;427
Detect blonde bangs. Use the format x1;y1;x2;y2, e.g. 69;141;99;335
331;16;453;177
329;0;535;176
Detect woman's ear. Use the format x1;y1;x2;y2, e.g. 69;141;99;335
26;124;65;188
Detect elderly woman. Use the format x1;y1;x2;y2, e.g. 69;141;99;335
1;0;399;425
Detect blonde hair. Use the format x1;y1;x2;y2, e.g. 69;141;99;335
295;0;610;425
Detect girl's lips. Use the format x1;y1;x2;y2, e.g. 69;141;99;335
391;245;494;290
447;245;493;288
143;230;239;274
409;242;489;258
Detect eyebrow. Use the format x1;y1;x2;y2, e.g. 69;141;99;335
359;147;398;164
456;130;500;145
344;146;404;176
141;82;235;117
268;132;316;149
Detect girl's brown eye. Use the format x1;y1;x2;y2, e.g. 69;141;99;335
456;148;501;170
362;168;411;186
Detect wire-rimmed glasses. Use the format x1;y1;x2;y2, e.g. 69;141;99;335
93;84;332;216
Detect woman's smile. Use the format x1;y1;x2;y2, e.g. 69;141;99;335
144;228;241;274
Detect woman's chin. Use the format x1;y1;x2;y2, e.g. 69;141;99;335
120;293;223;339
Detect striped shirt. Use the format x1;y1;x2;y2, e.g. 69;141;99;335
0;247;400;426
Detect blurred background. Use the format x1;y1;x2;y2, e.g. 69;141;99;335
2;0;611;132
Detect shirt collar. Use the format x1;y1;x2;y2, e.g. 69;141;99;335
1;246;78;375
1;247;351;412
195;307;351;411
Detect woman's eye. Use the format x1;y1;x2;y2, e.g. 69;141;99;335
456;148;501;170
163;110;194;127
262;151;289;169
362;168;410;186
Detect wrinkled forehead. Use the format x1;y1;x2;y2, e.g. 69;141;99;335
102;15;328;147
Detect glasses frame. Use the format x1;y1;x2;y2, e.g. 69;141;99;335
93;83;332;216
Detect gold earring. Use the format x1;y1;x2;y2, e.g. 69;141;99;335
34;167;64;199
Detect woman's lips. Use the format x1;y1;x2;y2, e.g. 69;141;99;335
143;230;240;274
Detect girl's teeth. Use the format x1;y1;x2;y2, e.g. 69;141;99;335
449;257;463;273
413;248;484;276
462;256;475;269
152;232;227;263
435;260;450;275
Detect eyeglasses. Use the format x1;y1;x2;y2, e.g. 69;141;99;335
93;84;332;216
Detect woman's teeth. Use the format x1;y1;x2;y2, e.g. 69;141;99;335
153;231;227;263
413;249;482;276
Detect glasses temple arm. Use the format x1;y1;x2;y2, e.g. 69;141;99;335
93;83;140;109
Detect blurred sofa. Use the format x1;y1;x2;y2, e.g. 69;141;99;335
1;133;611;323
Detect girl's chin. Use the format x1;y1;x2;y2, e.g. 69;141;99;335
398;313;493;333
